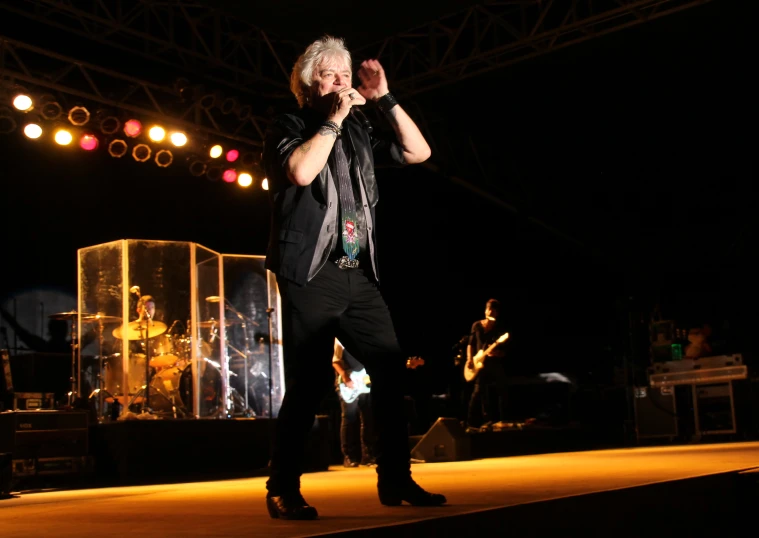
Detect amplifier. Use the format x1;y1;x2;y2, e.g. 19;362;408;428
0;410;89;476
13;392;55;410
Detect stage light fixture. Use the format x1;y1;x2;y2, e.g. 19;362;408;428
206;166;222;182
262;178;269;190
124;119;142;137
108;139;128;158
189;160;207;177
13;94;33;111
240;151;257;167
209;145;223;159
237;105;252;121
54;129;73;145
170;132;187;147
237;172;253;187
41;101;63;120
133;144;152;162
220;97;238;115
23;123;42;139
155;149;173;168
100;116;121;135
199;94;218;110
226;149;239;162
0;107;17;134
222;169;237;183
79;133;99;151
68;106;90;126
148;126;166;142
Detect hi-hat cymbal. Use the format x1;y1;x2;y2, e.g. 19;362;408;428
82;313;122;324
112;320;168;340
197;319;239;328
49;310;78;320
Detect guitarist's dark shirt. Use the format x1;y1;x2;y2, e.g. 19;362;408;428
469;319;507;354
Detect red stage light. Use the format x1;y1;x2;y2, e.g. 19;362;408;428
226;149;239;162
124;119;142;137
222;169;237;183
79;133;99;151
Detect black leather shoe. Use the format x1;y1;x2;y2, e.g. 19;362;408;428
343;456;359;468
265;492;318;520
377;479;447;506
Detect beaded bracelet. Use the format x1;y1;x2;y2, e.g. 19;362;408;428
321;120;341;137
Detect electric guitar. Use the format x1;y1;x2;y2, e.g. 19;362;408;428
339;357;425;403
463;332;509;382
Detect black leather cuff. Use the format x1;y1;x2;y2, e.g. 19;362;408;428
376;92;398;114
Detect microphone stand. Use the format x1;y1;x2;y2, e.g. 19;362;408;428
142;311;152;413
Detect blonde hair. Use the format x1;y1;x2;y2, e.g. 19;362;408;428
290;35;352;108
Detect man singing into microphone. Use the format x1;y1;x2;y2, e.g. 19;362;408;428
262;35;443;520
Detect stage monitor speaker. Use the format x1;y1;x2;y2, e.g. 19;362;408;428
634;385;678;440
411;417;470;462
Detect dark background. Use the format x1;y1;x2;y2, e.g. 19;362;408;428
0;1;755;428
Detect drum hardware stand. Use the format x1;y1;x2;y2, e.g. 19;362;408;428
125;312;156;415
265;306;275;418
68;314;79;406
88;318;114;422
207;297;258;418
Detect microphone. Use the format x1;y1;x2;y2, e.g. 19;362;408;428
206;296;221;303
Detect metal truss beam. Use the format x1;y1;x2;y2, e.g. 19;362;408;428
0;36;267;147
354;0;715;97
0;0;299;99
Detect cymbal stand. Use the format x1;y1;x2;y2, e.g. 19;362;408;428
125;314;155;414
67;316;79;406
143;312;152;412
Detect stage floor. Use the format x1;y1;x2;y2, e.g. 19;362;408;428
2;441;758;537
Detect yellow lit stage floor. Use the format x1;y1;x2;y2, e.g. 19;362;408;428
2;442;758;537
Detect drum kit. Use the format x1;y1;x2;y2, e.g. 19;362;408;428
47;309;242;421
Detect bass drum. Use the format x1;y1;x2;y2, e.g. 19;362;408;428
177;363;222;416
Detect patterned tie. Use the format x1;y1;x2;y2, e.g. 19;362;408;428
333;137;359;261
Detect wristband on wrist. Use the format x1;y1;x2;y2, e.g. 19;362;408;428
376;92;398;114
321;120;341;137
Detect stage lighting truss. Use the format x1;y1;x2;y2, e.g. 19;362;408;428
132;143;152;162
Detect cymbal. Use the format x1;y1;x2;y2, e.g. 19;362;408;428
82;313;122;324
112;320;168;340
49;310;78;320
197;319;239;328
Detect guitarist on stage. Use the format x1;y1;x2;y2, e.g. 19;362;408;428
332;338;376;468
465;298;510;432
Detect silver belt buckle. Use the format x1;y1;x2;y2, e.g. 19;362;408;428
335;256;359;269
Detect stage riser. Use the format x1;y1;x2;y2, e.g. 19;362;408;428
88;416;331;486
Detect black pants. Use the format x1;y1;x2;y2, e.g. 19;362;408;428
467;363;508;427
266;262;410;494
340;392;375;463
